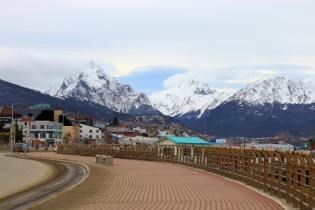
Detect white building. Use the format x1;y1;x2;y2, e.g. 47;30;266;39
79;124;104;143
20;118;63;146
119;136;158;146
246;142;294;151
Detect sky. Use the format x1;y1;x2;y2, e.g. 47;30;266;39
0;0;314;94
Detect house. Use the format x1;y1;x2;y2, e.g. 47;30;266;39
210;136;229;147
106;116;129;135
119;136;158;146
79;123;104;144
0;107;23;123
246;142;294;151
32;103;51;109
74;114;94;126
154;136;210;146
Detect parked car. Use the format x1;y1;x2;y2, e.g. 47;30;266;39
13;143;29;153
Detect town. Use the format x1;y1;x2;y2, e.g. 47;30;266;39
1;104;310;152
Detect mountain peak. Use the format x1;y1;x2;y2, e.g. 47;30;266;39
149;80;230;118
88;60;101;69
45;61;160;115
228;76;315;105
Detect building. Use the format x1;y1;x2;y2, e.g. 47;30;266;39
210;136;229;147
246;142;294;151
79;124;104;144
27;109;80;145
154;136;210;146
0;107;23;123
32;103;51;109
22;115;63;146
106;116;129;135
74;114;94;126
119;136;158;146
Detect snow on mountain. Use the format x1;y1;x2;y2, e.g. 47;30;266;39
46;60;159;114
227;77;315;106
148;80;231;118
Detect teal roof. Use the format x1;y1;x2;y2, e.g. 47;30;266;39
156;136;210;146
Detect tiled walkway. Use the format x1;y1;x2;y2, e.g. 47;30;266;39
27;152;284;210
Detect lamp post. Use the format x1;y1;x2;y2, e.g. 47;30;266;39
11;102;23;152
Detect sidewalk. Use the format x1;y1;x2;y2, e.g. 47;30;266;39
26;152;284;210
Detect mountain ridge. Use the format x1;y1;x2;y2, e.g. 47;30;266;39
46;60;161;115
148;80;231;120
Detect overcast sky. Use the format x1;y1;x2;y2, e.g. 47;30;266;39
0;0;314;94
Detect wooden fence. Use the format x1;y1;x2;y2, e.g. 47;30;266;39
57;144;315;209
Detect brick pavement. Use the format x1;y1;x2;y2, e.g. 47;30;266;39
26;152;284;210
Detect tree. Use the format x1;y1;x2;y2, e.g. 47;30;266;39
14;121;23;142
0;120;9;143
63;132;72;145
0;120;7;132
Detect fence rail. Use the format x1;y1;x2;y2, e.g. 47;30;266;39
57;144;315;210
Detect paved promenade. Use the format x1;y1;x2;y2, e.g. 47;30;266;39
25;152;284;210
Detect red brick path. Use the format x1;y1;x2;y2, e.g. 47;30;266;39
28;152;284;210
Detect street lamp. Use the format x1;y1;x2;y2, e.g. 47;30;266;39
11;102;24;152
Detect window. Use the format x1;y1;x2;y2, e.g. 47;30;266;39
24;123;27;126
89;135;92;138
40;125;44;129
96;135;99;138
96;130;99;133
80;135;82;137
80;130;82;133
31;125;36;129
89;130;92;133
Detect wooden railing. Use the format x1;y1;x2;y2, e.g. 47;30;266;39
57;144;315;209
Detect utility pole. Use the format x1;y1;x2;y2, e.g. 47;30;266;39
11;102;23;152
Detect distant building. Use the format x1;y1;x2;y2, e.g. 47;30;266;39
119;136;158;146
33;103;50;109
21;111;63;146
30;109;80;145
107;116;129;134
154;136;210;146
246;142;294;151
79;124;104;144
74;114;94;126
210;136;229;147
0;107;23;123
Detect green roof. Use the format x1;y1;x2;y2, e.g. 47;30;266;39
156;136;209;146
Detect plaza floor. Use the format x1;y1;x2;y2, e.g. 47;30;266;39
24;152;286;210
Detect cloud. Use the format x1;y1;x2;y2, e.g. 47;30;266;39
0;50;118;91
117;66;187;94
162;64;315;93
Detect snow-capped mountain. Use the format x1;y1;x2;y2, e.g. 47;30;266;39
226;77;315;106
46;60;161;115
187;76;315;137
148;80;231;119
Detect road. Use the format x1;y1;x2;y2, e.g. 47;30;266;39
0;152;53;200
